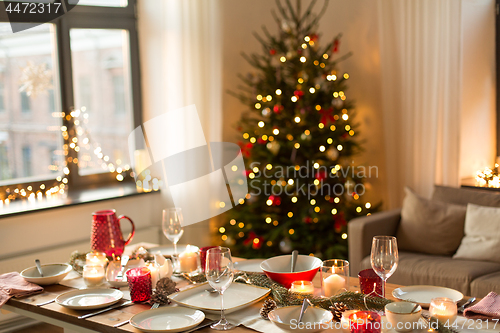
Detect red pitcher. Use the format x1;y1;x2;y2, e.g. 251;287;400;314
91;210;135;257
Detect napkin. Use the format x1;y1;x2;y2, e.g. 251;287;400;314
463;292;500;319
0;272;44;307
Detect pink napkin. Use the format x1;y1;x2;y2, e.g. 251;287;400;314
0;272;44;307
464;292;500;319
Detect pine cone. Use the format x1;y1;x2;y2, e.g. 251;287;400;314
329;302;348;322
155;278;178;295
150;290;170;305
260;298;277;320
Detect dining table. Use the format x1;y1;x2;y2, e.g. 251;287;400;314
1;244;495;333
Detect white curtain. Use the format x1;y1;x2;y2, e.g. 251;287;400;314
137;0;222;245
377;0;495;208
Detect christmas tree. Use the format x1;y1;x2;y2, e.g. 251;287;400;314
219;0;378;259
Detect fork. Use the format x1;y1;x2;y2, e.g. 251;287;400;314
113;303;159;328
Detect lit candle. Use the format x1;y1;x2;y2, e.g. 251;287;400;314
323;273;346;296
341;310;360;332
289;280;314;294
83;265;105;287
146;261;159;289
155;253;173;279
86;251;108;267
179;245;199;273
429;297;457;324
349;311;381;333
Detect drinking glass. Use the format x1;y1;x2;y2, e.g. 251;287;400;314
370;236;398;298
162;208;184;255
205;247;235;330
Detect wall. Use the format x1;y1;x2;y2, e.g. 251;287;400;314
220;0;388;207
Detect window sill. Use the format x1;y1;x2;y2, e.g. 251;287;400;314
0;182;159;218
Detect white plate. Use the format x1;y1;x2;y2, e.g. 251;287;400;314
392;285;463;307
234;259;265;273
148;245;199;257
55;289;123;310
130;307;205;333
169;282;270;314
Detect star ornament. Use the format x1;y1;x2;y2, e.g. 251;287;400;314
19;61;53;98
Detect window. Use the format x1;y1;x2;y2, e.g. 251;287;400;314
0;1;141;194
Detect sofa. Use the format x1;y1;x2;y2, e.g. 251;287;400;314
348;185;500;298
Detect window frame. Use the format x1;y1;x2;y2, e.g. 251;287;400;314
0;0;142;191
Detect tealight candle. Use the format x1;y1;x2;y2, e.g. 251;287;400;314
341;310;360;332
179;245;200;273
83;264;105;287
349;311;381;333
429;297;457;324
289;280;314;294
86;251;108;267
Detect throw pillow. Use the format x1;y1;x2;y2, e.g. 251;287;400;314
396;187;467;256
453;204;500;263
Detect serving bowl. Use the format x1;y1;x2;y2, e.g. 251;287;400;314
260;254;321;288
21;263;72;285
268;305;333;333
385;302;422;332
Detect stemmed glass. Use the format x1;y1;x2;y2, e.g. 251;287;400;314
370;236;398;298
205;247;235;331
162;208;184;255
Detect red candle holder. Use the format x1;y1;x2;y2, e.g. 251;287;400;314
349;311;381;333
358;269;383;298
126;267;152;302
199;246;218;272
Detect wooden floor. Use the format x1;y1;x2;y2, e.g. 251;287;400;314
11;323;62;333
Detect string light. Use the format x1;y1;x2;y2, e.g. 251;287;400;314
258;121;265;128
294;116;301;123
276;89;282;95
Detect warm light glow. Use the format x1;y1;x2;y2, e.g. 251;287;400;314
319;145;325;152
342;233;348;239
309;87;315;93
289;228;295;235
294;116;301;123
276;89;282;95
310;199;316;205
291;196;298;203
231;165;238;171
337;145;343;151
291;96;298;102
219;202;226;208
342;114;349;121
258;121;265;128
219;227;225;233
266;217;272;223
255;103;261;109
266;164;272;170
287;212;293;218
288;179;294;185
365;202;371;209
280;56;286;62
334;197;340;203
300;56;306;63
266;199;273;206
331;208;337;215
273;128;280;135
313;162;319;169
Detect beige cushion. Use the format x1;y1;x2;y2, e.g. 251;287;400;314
470;272;500;298
453;204;500;263
360;252;500;296
432;185;500;207
396;187;466;256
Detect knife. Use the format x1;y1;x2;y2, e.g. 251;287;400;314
116;255;129;281
458;297;476;313
78;300;133;319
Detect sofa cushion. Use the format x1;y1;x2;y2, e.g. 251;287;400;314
396;187;466;256
470;272;500;298
432;185;500;207
453;204;500;263
360;252;500;295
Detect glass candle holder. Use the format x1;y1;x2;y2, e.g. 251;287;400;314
86;251;108;267
199;246;218;273
358;268;383;297
126;267;152;302
321;259;349;297
83;264;105;287
429;297;457;324
349;311;382;333
341;310;360;332
289;280;314;294
178;245;200;275
145;261;160;289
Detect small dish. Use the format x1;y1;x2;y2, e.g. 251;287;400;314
169;282;270;314
385;302;422;332
55;288;123;310
392;285;463;307
234;259;265;273
130;307;205;332
21;263;72;285
106;259;145;287
260;254;321;288
268;305;333;333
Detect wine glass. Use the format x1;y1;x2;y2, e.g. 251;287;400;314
370;236;398;298
205;247;235;330
162;208;184;255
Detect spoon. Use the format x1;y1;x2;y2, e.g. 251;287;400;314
35;259;44;277
410;303;420;313
291;250;298;272
298;298;312;323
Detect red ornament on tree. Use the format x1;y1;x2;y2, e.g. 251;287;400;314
319;107;335;125
315;170;327;181
294;90;304;97
333;212;346;233
303;216;312;224
238;141;253;158
332;38;340;53
269;48;276;55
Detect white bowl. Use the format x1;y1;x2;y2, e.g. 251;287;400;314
268;306;333;333
260;255;322;288
385;302;422;332
21;263;72;285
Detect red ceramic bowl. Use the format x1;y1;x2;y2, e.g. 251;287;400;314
260;254;322;288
